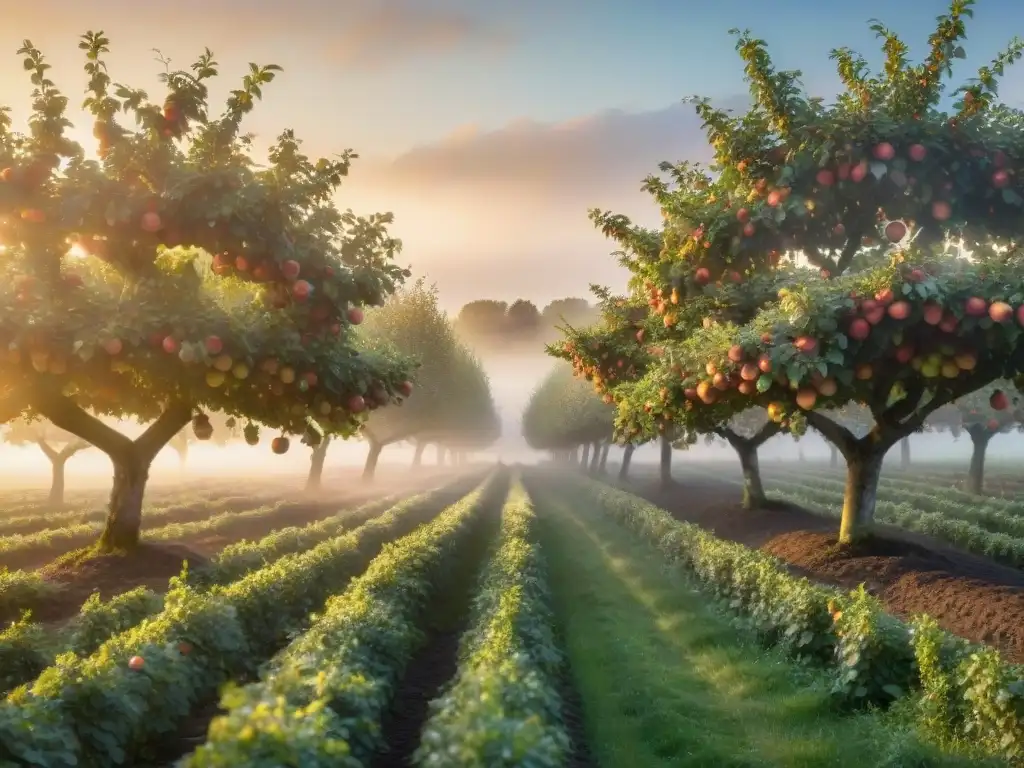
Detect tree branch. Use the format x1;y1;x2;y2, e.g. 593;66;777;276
804;411;857;453
135;400;195;460
59;440;91;460
31;391;136;460
749;420;782;447
880;379;925;428
834;231;864;275
36;439;57;462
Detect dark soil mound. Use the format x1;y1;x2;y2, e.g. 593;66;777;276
624;474;1024;663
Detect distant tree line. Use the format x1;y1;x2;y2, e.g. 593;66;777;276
454;298;600;348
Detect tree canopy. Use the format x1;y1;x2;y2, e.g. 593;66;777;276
0;33;415;548
522;362;614;455
549;0;1024;542
356;280;498;478
455;297;600;348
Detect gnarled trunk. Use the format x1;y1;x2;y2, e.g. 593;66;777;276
306;436;332;492
839;449;884;544
363;440;383;482
967;427;993;495
659;434;672;490
412;441;426;467
618;443;635;480
900;437;911;470
100;456;150;550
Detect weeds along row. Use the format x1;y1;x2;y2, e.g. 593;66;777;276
183;469;572;768
0;471;493;767
766;466;1024;529
759;475;1024;568
567;472;1024;765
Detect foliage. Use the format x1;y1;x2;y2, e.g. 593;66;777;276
184;472;506;767
359;280;496;450
505;299;541;334
0;31;415;451
564;472;1024;764
415;477;569;767
2;418;88;453
0;481;471;766
927;380;1024;437
456;298;600;346
522;363;614;452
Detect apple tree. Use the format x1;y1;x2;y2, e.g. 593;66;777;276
1;417;92;505
558;2;1024;544
0;34;415;550
354;280;493;482
926;381;1022;493
522;362;615;472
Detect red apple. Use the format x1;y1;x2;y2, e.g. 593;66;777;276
713;372;730;390
742;222;755;237
348;394;367;413
932;200;952;221
816;169;835;186
794;336;818;354
908;144;927;162
887;301;911;320
729;270;743;283
736;207;750;223
875;288;894;305
865;307;886;325
103;338;123;355
694;267;711;285
292;280;312;301
271;436;290;454
204;335;223;355
939;313;959;333
850;162;868;182
140;212;162;232
398;380;414;397
990;390;1009;410
873;142;896;161
855;363;873;380
987;418;1000;432
162;336;179;354
922;302;943;325
757;354;772;373
738;380;756;395
894;344;915;363
884;220;907;242
817;378;838;396
281;260;301;280
766;189;782;206
989;301;1013;323
347;307;364;325
992;170;1011;189
740;363;759;381
235;256;250;272
849;317;871;340
965;296;988;317
906;268;926;283
795;388;818;410
728;344;745;362
1017;305;1024;327
128;655;145;670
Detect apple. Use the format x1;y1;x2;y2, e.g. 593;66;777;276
279;366;296;384
348;394;367;413
140;212;162;232
697;381;718;404
232;363;250;379
849;318;870;340
347;307;364;325
989;301;1013;323
875;288;894;305
884;220;907;242
742;222;755;237
908;143;927;162
713;372;730;390
855;363;873;380
794;336;818;354
728;344;745;363
292;280;312;301
738;380;757;395
705;361;717;376
204;335;223;355
865;306;886;325
965;296;988;317
987;419;1000;432
760;333;773;344
873;142;895;161
887;301;911;320
816;169;835;186
757;354;772;373
992;170;1011;189
939;313;958;333
179;345;197;364
740;363;759;381
103;338;123;355
398;380;413;397
954;353;977;371
795;388;817;410
736;207;750;223
694;267;711;285
767;402;785;422
683;387;698;400
729;270;743;283
767;190;782;206
281;260;301;280
990;390;1009;410
906;268;926;283
128;655;145;670
304;371;318;387
922;302;943;325
894;344;915;364
271;436;290;455
932;200;952;221
850;162;868;182
205;370;225;387
833;223;846;237
213;354;233;372
817;378;838;396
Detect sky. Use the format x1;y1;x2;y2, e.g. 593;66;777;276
4;0;1024;312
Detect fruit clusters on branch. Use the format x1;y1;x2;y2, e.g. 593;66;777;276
0;32;415;439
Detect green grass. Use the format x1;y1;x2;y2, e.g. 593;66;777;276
535;490;991;768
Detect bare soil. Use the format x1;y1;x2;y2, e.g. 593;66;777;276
622;471;1024;663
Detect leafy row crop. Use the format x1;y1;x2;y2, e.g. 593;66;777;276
184;469;510;767
766;469;1024;536
0;492;416;696
761;478;1024;568
566;473;1024;764
415;475;569;768
0;569;58;627
784;465;1024;504
0;473;495;767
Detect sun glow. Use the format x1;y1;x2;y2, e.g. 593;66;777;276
67;243;88;259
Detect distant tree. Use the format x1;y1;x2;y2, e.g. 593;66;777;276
505;299;541;335
1;418;92;505
541;297;599;328
455;300;508;337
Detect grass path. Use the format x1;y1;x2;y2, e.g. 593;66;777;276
535;490;986;768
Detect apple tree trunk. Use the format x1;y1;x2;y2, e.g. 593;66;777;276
967;428;992;495
659;434;673;490
736;443;767;510
49;456;69;507
588;442;601;473
580;443;591;469
618;443;635;480
599;442;610;473
839;449;884;545
363;440;383;482
412;441;426;467
900;437;911;471
306;436;332;491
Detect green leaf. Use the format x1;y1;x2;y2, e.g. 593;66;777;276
953;46;966;59
834;333;848;350
901;283;913;296
1001;189;1024;206
914;283;929;298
